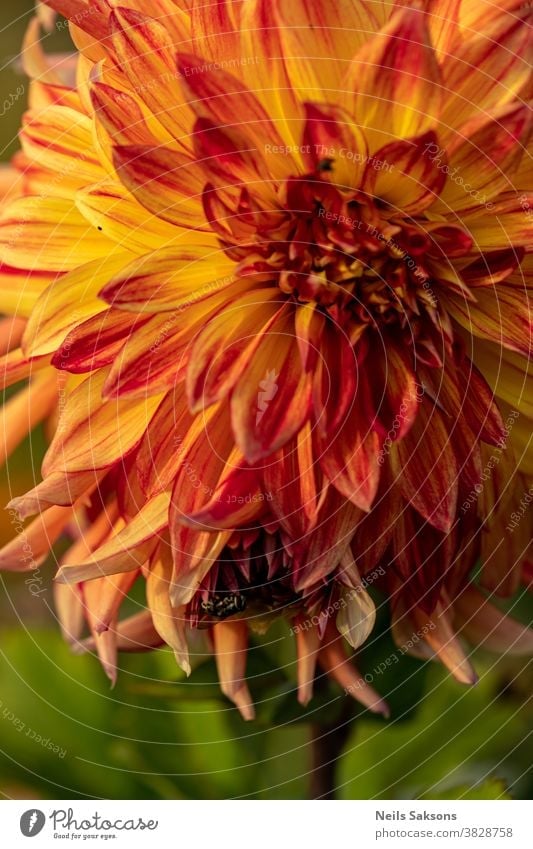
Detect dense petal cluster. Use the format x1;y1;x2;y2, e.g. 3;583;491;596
0;0;532;717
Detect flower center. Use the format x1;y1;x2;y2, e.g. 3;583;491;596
229;173;442;335
186;530;324;629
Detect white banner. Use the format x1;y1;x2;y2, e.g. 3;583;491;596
0;800;530;848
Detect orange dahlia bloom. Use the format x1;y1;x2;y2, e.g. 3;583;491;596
1;0;532;718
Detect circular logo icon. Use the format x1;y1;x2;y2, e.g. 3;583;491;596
20;810;46;837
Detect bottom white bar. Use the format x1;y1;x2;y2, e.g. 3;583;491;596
1;800;530;848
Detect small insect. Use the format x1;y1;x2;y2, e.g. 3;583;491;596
200;593;247;619
317;157;334;172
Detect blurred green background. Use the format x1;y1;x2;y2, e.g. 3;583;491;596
0;0;531;801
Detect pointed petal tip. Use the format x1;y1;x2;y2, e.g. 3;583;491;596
68;639;87;655
5;498;24;519
107;671;117;689
348;687;390;719
176;655;192;678
373;700;391;719
233;687;255;721
453;666;479;686
297;686;313;708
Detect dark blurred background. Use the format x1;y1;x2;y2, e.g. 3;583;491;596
0;0;531;801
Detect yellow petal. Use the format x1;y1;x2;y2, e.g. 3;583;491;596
42;367;163;473
55;491;170;583
146;556;190;675
0;196;116;272
22;252;133;356
342;7;442;150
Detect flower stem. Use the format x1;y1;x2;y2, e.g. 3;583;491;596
309;706;353;799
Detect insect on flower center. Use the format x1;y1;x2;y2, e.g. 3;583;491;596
187;530;324;630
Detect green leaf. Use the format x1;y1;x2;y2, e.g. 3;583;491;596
337;661;531;800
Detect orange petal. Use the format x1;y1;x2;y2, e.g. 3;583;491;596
301;102;368;190
343;7;442;150
99;245;235;313
442;284;532;358
54;581;85;645
0;347;50;389
113;143;208;230
411;601;478;685
79;610;163;654
8;469;103;519
294;618;320;706
440;10;531;138
187;289;283;413
319;623;389;717
213;620;255;720
90;80;159;148
316;374;381;513
55;492;170;583
275;0;379;100
432;103;531;213
263;423;323;540
0;504;73;572
135;389;195;498
456;194;533;251
109;7;194;143
0;196;116;272
146;556;190;674
76;179;195;253
22;252;133;357
0;316;26;355
177;53;293;182
51;308;149;374
230;306;313;463
42;368;163;474
169;525;230;607
390;401;458;533
0;263;56;318
0;371;58;466
455;585;533;655
20;105;104;189
294;494;360;592
366;132;446;215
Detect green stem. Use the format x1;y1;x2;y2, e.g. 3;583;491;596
309;707;353;799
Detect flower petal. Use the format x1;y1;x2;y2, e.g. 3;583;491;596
55;491;170;583
0;196;116;272
42;368;163;474
390;401;458;533
230;306;313;463
187;289;284;413
112;143;208;230
99;245;235;313
343;7;442;149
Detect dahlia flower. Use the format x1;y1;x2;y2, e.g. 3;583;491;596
0;0;532;719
